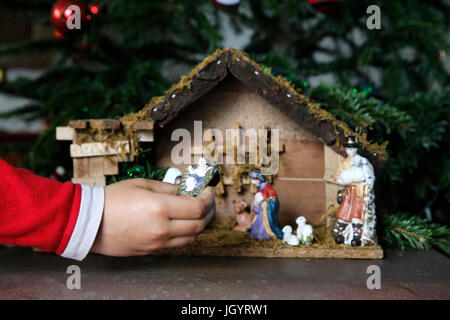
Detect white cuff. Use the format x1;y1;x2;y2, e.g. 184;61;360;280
61;184;104;261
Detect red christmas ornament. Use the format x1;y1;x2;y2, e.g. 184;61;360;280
309;0;340;13
89;4;99;15
211;0;241;8
51;0;92;39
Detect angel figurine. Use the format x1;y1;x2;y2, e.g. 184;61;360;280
333;136;377;246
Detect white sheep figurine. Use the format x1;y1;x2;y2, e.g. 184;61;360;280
282;225;300;246
295;216;314;245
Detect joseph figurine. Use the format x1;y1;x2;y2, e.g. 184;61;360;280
248;169;284;240
333;136;377;246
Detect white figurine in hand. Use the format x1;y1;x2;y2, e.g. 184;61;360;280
185;158;210;192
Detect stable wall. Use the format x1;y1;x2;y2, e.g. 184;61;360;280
154;75;342;226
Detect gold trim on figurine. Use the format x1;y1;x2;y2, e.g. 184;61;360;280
261;201;277;239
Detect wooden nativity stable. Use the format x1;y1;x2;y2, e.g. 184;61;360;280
57;48;387;259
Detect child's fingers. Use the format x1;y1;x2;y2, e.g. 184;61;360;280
130;178;178;194
157;189;215;220
197;187;216;206
168;207;215;236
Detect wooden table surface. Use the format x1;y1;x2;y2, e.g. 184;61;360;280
0;246;448;300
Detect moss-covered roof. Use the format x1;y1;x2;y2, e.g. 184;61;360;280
122;48;388;171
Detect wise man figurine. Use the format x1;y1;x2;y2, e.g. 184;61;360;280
333;136;377;246
248;169;283;240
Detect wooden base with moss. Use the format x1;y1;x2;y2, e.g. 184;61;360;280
153;218;383;259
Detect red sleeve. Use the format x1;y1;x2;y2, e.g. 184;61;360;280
0;158;81;254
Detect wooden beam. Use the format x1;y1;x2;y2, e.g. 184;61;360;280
73;158;89;178
103;156;119;175
72;177;106;187
152;245;383;259
135;121;154;130
137;130;154;142
68;120;88;129
88;157;105;177
127;139;135;162
70;141;130;158
56;126;75;141
89;119;121;130
323;144;346;215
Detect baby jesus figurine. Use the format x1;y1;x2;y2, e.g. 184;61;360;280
248;169;283;240
178;158;220;197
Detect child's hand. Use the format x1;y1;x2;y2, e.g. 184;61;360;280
90;178;215;257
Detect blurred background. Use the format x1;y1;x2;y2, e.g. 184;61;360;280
0;0;448;252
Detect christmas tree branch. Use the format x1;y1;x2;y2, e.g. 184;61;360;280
382;213;450;256
107;148;168;184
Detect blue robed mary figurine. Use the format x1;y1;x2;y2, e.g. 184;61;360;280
249;169;283;240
